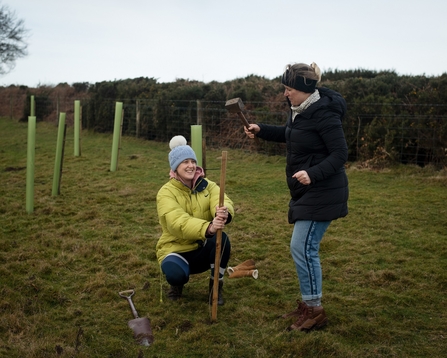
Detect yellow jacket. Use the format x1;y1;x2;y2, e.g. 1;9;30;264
156;172;234;265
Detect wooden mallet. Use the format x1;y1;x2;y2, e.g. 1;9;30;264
225;98;260;144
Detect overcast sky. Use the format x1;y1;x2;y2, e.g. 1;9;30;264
2;0;447;87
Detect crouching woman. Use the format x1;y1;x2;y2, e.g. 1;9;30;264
156;136;234;305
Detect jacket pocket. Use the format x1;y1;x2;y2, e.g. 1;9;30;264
287;176;310;200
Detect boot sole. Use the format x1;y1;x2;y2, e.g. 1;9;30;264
288;317;328;332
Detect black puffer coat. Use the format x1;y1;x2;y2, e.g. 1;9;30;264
257;87;349;223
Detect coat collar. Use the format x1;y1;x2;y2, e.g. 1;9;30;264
169;166;208;193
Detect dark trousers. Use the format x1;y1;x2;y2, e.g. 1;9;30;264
179;232;231;275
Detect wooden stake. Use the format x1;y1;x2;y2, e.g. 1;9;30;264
211;151;227;322
136;99;140;138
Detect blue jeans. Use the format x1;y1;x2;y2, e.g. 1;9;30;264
290;220;331;301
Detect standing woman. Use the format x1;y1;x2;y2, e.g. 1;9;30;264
156;135;234;305
245;63;349;331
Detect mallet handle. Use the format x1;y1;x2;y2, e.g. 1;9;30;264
237;112;260;144
237;112;251;128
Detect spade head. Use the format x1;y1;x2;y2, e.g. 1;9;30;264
128;317;154;346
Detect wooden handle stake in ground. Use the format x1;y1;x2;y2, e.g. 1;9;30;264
211;151;227;322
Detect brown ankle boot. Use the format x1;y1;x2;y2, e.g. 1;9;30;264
287;303;328;332
280;300;306;319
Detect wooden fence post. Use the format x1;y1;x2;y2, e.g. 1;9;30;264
197;100;202;125
136;99;140;138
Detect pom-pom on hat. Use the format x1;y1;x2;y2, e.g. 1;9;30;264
168;135;197;171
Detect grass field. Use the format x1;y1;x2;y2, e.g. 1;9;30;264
1;117;446;358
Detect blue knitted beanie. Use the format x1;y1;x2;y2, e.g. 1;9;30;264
169;135;197;171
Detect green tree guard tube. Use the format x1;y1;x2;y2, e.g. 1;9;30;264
26;116;36;213
191;125;202;167
110;102;123;172
30;95;35;117
52;113;66;196
74;100;80;156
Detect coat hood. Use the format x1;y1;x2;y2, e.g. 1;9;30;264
169;166;205;189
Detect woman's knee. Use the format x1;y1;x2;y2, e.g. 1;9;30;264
161;254;190;286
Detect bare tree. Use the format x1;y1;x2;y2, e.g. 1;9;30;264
0;2;29;75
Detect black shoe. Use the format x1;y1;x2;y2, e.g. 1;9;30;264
168;285;183;301
208;279;224;306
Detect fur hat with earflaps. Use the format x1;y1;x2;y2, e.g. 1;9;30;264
168;135;197;171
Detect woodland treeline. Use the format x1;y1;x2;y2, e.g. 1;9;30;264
1;69;446;167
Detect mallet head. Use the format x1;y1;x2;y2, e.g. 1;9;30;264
225;98;244;113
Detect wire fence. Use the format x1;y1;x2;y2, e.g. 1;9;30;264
1;94;446;167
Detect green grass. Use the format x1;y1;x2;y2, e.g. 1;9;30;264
1;117;446;358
